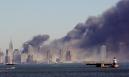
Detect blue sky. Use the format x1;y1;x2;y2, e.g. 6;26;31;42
0;0;119;50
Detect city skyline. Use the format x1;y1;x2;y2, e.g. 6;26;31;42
0;0;118;50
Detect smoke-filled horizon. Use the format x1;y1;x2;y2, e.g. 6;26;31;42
62;0;129;61
22;0;129;62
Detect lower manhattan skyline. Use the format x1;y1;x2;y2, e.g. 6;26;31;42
1;1;129;77
0;0;118;50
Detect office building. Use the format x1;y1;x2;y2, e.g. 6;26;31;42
13;49;21;64
66;50;71;61
0;49;3;64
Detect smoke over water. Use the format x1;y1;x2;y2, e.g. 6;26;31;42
22;0;129;62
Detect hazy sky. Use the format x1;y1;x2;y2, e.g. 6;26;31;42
0;0;119;50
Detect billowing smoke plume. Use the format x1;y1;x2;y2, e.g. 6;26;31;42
87;0;129;47
22;34;49;53
22;0;129;62
56;0;129;61
63;0;129;49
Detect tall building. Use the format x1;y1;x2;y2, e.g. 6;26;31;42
0;49;4;64
21;53;28;64
27;55;34;63
8;40;14;64
59;49;63;60
65;50;71;61
9;40;13;50
5;49;10;64
46;50;52;64
27;45;34;63
26;45;44;64
13;49;21;64
56;49;63;63
5;40;14;64
100;45;107;62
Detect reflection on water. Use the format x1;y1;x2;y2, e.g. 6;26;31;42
0;63;129;77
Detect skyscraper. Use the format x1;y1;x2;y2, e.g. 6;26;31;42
100;45;107;62
5;40;14;64
27;45;34;63
9;40;13;50
0;49;4;64
13;49;21;64
59;49;63;60
21;53;28;64
27;55;34;63
46;50;52;64
66;50;71;61
5;49;10;64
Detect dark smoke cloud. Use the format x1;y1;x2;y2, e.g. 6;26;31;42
61;23;86;42
62;0;129;50
22;35;49;53
22;0;129;60
88;0;129;46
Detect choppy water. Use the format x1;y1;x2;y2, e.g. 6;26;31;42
0;63;129;77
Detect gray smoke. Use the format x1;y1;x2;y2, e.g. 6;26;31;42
22;34;49;53
62;0;129;48
56;0;129;61
22;0;129;61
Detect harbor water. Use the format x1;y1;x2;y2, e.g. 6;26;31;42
0;63;129;77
